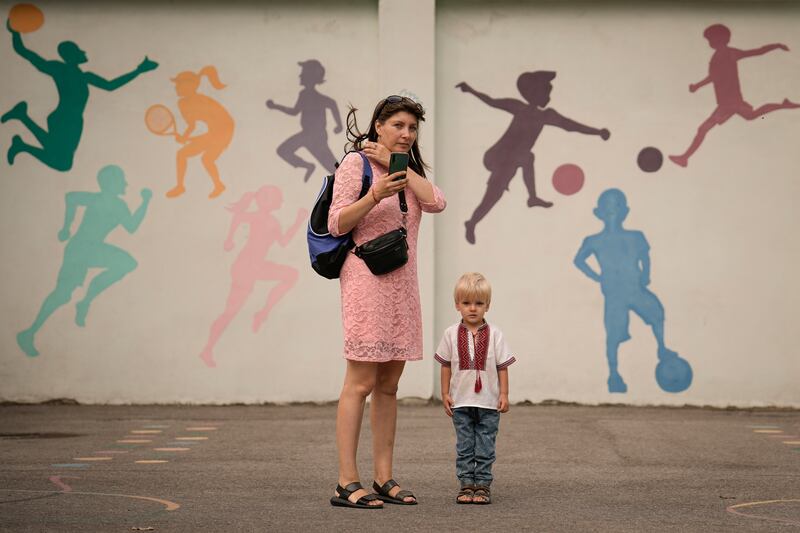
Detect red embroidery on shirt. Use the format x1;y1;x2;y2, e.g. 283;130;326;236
457;324;489;393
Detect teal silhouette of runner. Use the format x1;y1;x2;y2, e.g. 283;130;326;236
16;165;152;357
1;21;158;171
573;189;684;393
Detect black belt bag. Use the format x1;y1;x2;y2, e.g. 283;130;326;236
353;191;409;276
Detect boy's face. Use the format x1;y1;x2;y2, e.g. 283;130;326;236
455;296;490;328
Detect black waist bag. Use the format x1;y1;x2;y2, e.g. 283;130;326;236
354;187;410;276
353;227;408;275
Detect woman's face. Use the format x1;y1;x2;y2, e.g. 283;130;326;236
375;111;418;153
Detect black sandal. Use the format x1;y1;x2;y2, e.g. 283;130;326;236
372;479;417;505
330;482;383;509
456;485;474;504
472;485;491;505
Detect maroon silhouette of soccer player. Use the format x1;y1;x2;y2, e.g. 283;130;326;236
669;24;799;168
457;71;609;245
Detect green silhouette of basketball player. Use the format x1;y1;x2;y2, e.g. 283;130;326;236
2;21;158;171
16;165;152;357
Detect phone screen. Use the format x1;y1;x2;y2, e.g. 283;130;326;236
389;152;410;180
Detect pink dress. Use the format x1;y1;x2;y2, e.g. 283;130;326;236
328;151;446;362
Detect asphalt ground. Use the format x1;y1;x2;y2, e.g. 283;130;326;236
1;403;799;532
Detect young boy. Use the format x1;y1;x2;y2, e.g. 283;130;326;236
435;272;516;505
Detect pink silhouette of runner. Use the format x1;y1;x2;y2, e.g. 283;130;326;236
199;185;307;368
670;24;799;168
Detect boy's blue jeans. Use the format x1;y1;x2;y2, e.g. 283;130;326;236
452;406;500;488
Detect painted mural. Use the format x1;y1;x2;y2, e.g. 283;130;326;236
199;186;306;368
16;165;152;357
159;66;235;199
669;24;799;168
456;72;610;245
266;59;342;182
2;4;157;172
573;189;692;394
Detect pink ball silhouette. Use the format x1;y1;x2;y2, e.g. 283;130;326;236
552;163;585;195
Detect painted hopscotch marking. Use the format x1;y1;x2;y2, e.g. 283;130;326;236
1;488;180;511
727;499;800;527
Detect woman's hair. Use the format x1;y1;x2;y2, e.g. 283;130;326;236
454;272;492;304
345;96;428;178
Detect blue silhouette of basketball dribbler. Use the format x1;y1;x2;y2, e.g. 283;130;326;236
655;354;693;393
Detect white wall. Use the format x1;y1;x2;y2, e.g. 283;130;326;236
1;0;798;406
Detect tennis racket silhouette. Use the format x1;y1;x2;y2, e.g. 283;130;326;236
145;104;185;143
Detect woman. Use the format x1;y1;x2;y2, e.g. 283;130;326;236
328;96;446;509
166;66;235;199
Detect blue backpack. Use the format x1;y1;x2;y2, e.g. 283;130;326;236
307;152;372;279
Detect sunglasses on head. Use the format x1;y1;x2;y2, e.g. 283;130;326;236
377;95;424;115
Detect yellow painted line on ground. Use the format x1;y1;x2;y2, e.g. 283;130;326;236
117;439;152;444
153;448;190;452
753;429;783;434
174;436;208;441
186;427;217;431
135;460;169;464
74;457;113;461
130;430;163;434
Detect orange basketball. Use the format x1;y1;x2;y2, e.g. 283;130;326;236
8;4;44;34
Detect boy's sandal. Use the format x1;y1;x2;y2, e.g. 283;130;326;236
372;479;418;505
456;485;474;504
472;485;491;505
330;482;383;509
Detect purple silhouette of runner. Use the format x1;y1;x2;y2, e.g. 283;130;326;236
266;59;342;182
457;71;610;245
669;24;799;168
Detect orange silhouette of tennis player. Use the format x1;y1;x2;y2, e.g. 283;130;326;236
166;66;234;199
199;185;307;368
669;24;799;168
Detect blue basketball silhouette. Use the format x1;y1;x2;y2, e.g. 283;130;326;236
655;355;692;393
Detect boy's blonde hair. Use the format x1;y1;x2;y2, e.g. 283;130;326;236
454;272;492;304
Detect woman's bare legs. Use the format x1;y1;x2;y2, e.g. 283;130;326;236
372;360;415;503
335;360;382;506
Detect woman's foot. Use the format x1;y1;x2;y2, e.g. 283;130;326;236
331;481;383;508
373;479;417;504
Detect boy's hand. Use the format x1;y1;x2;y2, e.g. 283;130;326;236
442;393;454;417
497;394;509;413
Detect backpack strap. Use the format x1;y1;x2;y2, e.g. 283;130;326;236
356;151;372;199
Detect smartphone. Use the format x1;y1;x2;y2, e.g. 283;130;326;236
389;152;409;180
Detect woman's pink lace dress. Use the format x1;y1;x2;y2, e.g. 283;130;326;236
328;152;446;362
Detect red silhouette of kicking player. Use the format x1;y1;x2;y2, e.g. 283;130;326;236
670;24;799;168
